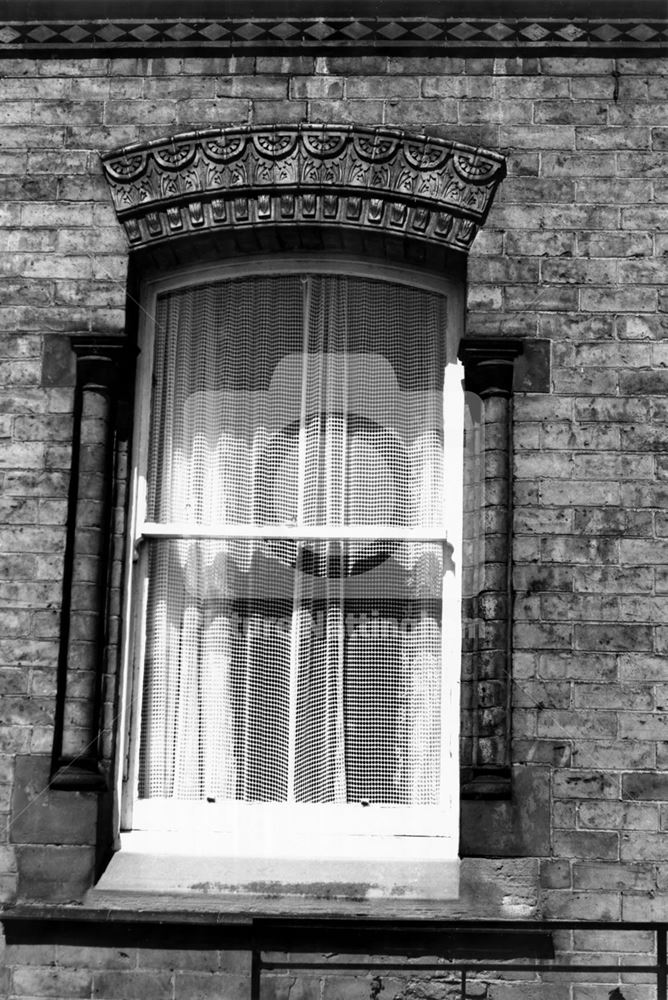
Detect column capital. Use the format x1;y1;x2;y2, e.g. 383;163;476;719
458;338;523;399
70;336;133;391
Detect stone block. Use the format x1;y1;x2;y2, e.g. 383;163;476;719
10;754;97;845
461;766;550;857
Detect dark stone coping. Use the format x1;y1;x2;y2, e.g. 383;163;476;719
1;905;559;957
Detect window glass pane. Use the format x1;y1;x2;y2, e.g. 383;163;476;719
139;537;442;805
139;272;449;809
147;276;446;528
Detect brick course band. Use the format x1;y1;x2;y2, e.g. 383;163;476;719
0;16;667;52
101;124;507;254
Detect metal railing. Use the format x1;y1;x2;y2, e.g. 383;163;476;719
254;920;668;1000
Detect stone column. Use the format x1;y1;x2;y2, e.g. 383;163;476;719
459;339;522;798
51;338;130;790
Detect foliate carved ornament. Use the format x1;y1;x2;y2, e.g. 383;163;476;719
101;124;506;254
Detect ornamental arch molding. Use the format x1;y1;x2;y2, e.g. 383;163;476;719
101;124;506;255
51;125;511;793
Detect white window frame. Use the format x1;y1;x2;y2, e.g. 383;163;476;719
105;255;465;899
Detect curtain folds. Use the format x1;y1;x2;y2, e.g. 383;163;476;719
139;274;448;806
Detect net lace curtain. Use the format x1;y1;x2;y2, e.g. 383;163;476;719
140;273;447;808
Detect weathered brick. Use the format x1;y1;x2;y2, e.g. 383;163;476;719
541;259;618;285
459;98;533;124
540;537;620;564
538;710;617;739
573;862;654;890
384;99;458;125
573;685;653;710
619;713;668;740
578;231;653;258
571;506;633;535
306;99;382;124
578;802;659;831
323;56;388;74
173;973;248;1000
290;76;344;99
136;949;218;971
574;624;653;653
621;833;668;861
622;772;668;801
92;972;173;1000
11;966;92;998
535;100;608;125
553;771;619;799
541;150;616;175
257;56;315;74
553;831;619;861
582;286;658;313
543;889;621;920
55;946;137;969
576;125;650;149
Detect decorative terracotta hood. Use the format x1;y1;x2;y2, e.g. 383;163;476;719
101;124;507;255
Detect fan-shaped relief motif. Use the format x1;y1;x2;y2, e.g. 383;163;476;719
253;132;299;161
353;133;400;164
104;151;147;182
452;151;503;184
153;142;197;172
203;133;247;164
403;142;451;173
302;131;348;161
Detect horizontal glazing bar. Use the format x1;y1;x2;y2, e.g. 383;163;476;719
140;522;448;542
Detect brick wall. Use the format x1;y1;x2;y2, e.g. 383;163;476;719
1;49;667;993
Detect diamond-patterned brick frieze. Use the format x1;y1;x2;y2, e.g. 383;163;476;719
101;124;507;254
0;14;666;51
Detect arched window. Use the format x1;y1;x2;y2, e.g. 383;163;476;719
113;257;464;894
56;125;511;898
